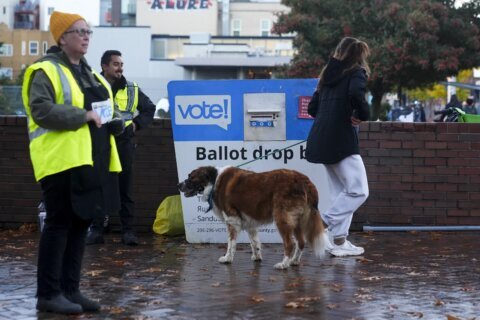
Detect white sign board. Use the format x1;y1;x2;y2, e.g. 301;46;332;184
169;79;331;243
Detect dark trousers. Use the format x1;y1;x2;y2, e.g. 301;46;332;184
117;136;135;232
91;134;135;233
38;170;91;298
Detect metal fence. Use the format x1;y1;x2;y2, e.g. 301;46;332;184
0;86;25;115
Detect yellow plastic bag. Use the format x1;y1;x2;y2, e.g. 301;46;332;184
152;195;185;236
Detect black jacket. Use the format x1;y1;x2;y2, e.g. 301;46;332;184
305;58;370;164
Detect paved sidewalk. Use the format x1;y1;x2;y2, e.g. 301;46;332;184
0;227;478;320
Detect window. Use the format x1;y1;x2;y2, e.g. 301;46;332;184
48;7;54;15
21;41;26;56
29;41;39;56
0;68;13;80
42;41;48;55
0;44;13;56
151;39;167;59
260;20;271;37
232;19;241;36
3;6;6;14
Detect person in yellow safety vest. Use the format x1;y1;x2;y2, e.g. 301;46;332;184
86;50;155;246
22;11;124;315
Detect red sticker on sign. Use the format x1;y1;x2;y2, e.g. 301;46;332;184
298;96;313;119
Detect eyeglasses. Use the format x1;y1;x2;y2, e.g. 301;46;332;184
64;29;93;37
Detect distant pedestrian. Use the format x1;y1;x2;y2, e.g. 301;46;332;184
413;101;426;122
306;36;370;257
464;97;477;115
22;11;123;314
446;94;462;110
435;94;463;122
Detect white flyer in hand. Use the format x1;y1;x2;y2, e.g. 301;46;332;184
92;99;113;124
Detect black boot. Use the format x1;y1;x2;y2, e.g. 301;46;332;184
36;294;83;314
85;229;104;245
65;291;101;312
122;231;139;245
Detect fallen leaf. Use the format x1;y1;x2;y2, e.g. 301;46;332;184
434;298;444;306
329;283;343;292
357;288;371;294
326;303;338;310
285;301;304;308
142;267;163;273
108;306;125;314
361;276;382;281
356;257;374;263
353;294;373;301
430;232;442;240
85;270;105;277
108;277;121;283
406;311;423;318
211;282;221;287
297;296;320;302
251;296;265;303
131;285;144;291
446;315;461;320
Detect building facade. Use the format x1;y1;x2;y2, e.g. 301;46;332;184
0;0;293;111
0;22;51;79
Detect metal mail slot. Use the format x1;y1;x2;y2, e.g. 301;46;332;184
244;94;286;141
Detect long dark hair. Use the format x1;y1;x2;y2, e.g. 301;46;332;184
318;37;370;87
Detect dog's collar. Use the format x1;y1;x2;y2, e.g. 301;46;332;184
206;188;215;213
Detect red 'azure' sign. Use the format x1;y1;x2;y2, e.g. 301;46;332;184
147;0;213;10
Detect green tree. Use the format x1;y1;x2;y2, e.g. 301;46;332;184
273;0;480;120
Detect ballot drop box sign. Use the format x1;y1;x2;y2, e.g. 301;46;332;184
168;79;330;243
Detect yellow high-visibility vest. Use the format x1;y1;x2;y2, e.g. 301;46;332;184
22;60;121;181
115;80;138;127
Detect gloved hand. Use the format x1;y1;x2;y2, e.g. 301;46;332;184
107;117;124;136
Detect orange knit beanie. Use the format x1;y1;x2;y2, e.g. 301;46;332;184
50;11;85;43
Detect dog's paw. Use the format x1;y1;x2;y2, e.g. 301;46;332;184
290;259;300;266
218;256;233;264
251;254;263;261
274;262;289;270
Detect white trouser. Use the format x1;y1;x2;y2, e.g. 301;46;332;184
321;154;369;239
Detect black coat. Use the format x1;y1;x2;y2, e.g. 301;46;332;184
305;58;370;164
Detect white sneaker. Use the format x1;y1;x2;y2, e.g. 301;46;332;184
324;230;334;253
330;240;364;257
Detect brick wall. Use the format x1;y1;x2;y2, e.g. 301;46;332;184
354;121;480;229
1;117;479;231
0;116;178;232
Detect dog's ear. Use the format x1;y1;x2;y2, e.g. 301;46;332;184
205;166;218;183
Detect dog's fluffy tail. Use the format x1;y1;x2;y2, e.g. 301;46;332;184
306;208;326;257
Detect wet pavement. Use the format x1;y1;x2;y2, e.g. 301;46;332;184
0;227;479;320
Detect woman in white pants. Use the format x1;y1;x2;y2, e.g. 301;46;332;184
306;37;371;257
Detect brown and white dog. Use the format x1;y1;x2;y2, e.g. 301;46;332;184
178;166;326;269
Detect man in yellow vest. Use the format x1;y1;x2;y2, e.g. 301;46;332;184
86;50;155;245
